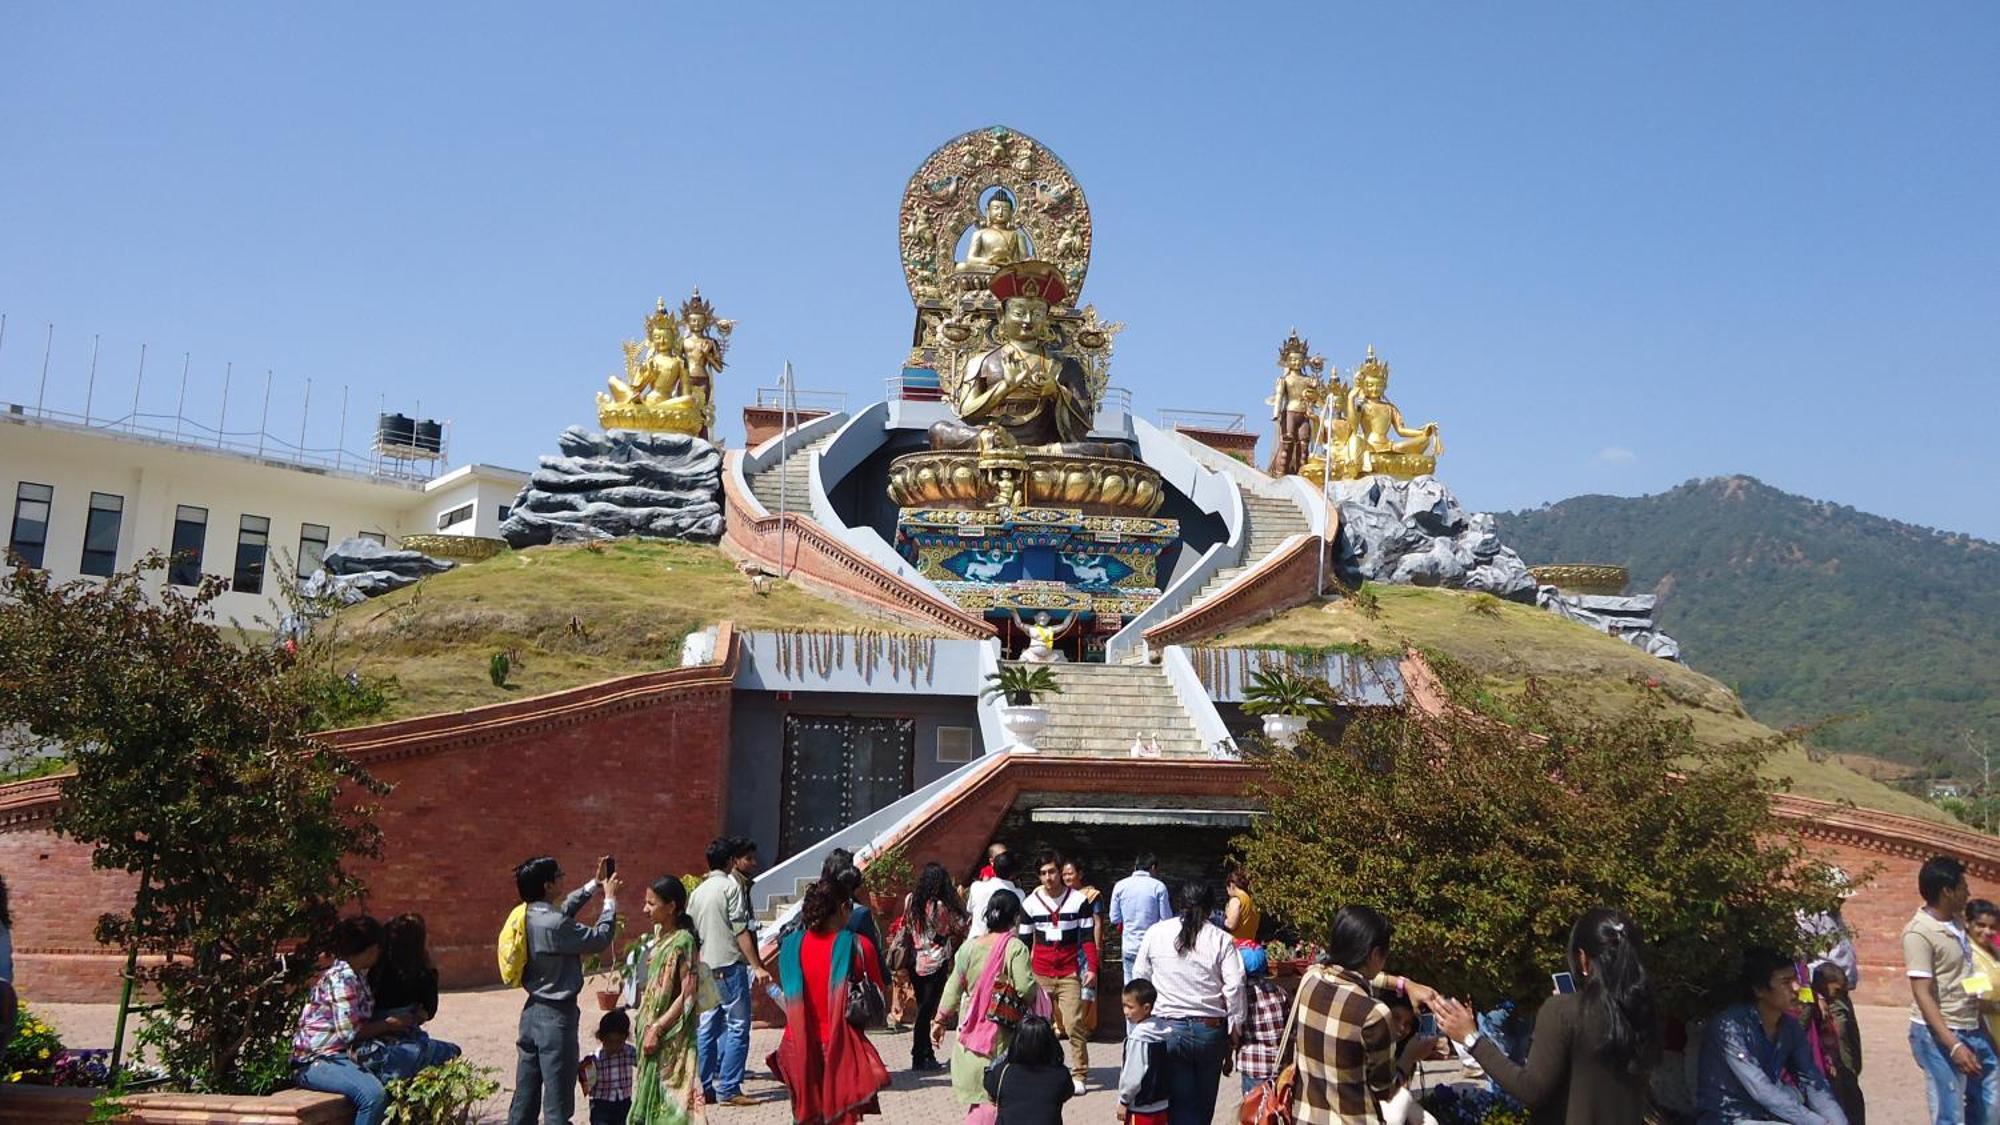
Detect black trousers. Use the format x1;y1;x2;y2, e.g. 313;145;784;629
912;967;949;1065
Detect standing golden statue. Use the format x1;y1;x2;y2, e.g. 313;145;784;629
595;290;732;439
1266;330;1328;477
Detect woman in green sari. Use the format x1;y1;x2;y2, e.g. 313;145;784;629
630;875;708;1124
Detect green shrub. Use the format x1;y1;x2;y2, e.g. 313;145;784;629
384;1058;501;1125
488;651;511;687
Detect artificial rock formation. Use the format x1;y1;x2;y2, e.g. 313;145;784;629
1537;588;1684;661
301;537;456;603
1331;475;1538;600
499;427;724;548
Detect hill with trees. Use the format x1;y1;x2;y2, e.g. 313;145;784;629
1497;475;2000;776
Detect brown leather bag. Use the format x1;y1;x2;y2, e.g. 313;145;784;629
1238;969;1311;1125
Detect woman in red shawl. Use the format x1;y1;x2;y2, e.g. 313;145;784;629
768;871;890;1124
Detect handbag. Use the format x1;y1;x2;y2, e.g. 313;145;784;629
845;944;887;1027
1238;967;1312;1125
984;971;1027;1029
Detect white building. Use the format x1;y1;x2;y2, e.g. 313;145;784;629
1;409;527;621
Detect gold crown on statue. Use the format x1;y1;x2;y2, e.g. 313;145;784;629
1278;329;1312;361
1355;345;1390;381
679;287;717;323
644;297;674;334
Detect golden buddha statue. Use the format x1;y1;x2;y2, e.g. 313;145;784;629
1336;347;1442;478
955;191;1033;272
1266;329;1328;477
927;261;1132;460
596;291;731;438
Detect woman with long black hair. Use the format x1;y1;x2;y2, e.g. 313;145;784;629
769;873;890;1124
905;861;967;1073
1434;908;1662;1124
1130;880;1244;1124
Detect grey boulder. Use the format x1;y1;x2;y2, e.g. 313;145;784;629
301;536;456;601
1331;475;1538;601
500;427;724;548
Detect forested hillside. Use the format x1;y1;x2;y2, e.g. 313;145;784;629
1499;476;1999;773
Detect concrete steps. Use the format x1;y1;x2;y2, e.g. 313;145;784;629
748;434;834;516
1027;662;1209;758
1186;494;1312;603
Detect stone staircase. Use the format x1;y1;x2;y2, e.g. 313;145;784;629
1187;493;1312;604
1030;661;1209;757
747;434;833;516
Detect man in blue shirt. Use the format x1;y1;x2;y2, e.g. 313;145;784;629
1107;853;1173;986
1696;946;1847;1125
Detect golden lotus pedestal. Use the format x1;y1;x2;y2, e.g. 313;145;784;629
595;396;706;435
1300;451;1439;487
885;450;1166;517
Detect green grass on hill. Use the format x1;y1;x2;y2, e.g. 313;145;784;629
329;540;936;721
1210;584;1950;822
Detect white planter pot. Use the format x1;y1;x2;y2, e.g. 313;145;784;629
1262;713;1311;748
999;705;1049;751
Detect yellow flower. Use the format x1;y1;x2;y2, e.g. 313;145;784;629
37;1049;49;1059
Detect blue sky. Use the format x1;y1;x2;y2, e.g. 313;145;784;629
3;4;1995;537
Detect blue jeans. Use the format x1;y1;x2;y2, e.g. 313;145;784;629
1912;1022;2000;1125
1160;1018;1230;1125
697;962;751;1099
297;1056;387;1125
373;1031;463;1080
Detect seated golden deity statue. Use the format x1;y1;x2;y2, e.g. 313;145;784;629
1336;347;1443;479
1266;330;1328;478
596;290;732;438
927;261;1132;460
954;190;1032;273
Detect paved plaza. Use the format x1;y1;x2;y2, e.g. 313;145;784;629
40;986;1926;1123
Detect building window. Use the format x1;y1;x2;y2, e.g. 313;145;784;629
298;523;331;577
497;504;511;523
7;482;53;569
936;726;978;763
79;492;124;577
359;530;387;546
169;505;208;586
437;503;474;531
233;514;271;595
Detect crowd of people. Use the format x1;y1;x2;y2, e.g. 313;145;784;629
266;840;2000;1125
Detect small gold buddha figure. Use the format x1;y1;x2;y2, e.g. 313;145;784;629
955;190;1033;272
675;288;733;440
928;261;1133;460
1341;347;1442;475
599;298;688;409
1266;329;1328;477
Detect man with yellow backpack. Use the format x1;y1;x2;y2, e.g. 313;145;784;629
502;856;621;1125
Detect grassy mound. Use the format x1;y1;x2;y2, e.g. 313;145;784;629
1210;584;1949;822
328;540;933;721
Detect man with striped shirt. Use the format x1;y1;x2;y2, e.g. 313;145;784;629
1021;848;1100;1094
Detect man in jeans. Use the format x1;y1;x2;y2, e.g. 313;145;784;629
1108;853;1172;984
690;836;772;1107
1906;852;1998;1124
508;856;619;1125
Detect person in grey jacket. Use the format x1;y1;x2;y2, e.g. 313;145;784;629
507;856;620;1125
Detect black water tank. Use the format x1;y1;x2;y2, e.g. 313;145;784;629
377;412;414;447
413;419;442;453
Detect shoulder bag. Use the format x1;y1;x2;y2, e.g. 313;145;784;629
1238;967;1313;1125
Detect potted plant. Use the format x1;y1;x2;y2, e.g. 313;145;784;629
583;915;629;1010
980;664;1063;751
862;843;914;919
1241;669;1334;748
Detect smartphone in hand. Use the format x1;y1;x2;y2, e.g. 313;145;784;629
600;855;617;880
1551;971;1576;994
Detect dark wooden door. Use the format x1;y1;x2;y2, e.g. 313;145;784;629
781;715;916;858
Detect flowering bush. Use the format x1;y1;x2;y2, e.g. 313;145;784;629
2;1005;66;1082
50;1049;112;1088
1423;1084;1528;1125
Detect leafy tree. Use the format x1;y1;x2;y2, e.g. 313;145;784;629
1236;655;1847;1015
0;555;385;1092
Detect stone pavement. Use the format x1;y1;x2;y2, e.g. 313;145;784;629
39;987;1926;1123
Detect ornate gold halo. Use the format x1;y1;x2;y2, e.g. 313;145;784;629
898;125;1093;307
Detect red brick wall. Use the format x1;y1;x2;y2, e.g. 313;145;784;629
0;631;740;1002
742;407;831;449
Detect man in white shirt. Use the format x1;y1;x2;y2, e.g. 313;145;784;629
966;848;1024;937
